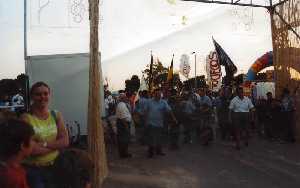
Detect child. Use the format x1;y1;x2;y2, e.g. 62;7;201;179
53;148;94;188
0;119;35;188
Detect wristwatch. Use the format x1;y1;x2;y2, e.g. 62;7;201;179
43;142;48;148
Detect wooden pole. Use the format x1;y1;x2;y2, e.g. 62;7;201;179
88;0;108;187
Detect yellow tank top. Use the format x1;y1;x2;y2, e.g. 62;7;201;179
24;111;59;166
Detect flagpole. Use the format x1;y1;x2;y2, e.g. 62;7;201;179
149;50;153;92
192;52;197;89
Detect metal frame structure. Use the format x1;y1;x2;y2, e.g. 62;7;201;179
182;0;289;8
182;0;299;40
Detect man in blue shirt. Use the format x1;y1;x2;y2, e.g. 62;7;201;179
134;90;149;145
196;88;213;145
180;92;196;144
196;88;212;108
144;89;178;158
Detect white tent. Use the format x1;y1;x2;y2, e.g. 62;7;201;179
1;0;272;90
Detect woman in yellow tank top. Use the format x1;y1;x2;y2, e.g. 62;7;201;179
21;82;69;188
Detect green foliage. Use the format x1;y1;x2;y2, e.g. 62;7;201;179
142;59;182;90
142;59;168;86
0;74;29;99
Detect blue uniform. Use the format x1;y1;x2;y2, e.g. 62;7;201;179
145;99;172;128
144;98;172;155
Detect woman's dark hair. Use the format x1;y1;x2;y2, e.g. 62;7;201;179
53;148;94;188
30;81;50;96
0;119;34;160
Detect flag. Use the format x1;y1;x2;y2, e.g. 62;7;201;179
148;52;154;91
213;38;237;76
167;54;174;82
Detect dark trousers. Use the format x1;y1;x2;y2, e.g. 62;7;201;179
116;119;131;157
219;121;232;140
232;112;250;147
25;165;54;188
281;111;295;142
137;116;147;145
169;122;180;149
263;117;274;139
183;118;193;143
146;126;164;155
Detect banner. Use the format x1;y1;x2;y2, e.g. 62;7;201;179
213;39;237;78
179;54;191;78
206;51;222;92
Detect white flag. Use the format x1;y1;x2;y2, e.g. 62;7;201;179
206;51;222;91
179;54;191;78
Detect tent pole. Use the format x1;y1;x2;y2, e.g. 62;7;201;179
88;0;108;187
24;0;27;60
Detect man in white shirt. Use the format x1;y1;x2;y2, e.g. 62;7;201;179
115;92;132;158
229;87;255;150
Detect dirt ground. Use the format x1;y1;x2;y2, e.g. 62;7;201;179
103;138;300;188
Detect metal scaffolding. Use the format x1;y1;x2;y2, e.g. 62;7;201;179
182;0;299;41
182;0;289;8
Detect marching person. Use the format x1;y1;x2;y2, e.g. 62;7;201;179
180;92;196;144
280;88;296;143
229;87;255;150
196;88;213;145
144;88;178;158
215;87;232;140
263;92;277;140
166;92;181;150
135;90;149;145
115;92;132;158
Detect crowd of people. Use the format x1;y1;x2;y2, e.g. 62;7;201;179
104;84;297;159
0;80;297;188
0;90;25;113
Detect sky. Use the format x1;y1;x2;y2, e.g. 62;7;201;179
0;0;273;90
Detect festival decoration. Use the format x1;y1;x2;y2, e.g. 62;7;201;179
179;54;191;78
206;51;222;92
246;51;273;81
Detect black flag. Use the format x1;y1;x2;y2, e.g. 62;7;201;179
149;52;154;91
213;38;237;78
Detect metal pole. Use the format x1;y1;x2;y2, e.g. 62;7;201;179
192;52;197;89
24;0;28;60
182;0;269;8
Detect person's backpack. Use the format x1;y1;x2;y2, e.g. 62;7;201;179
51;110;58;124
